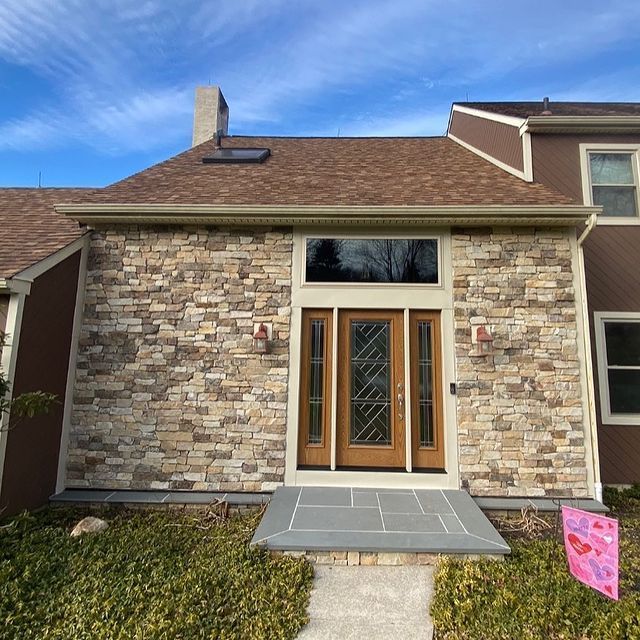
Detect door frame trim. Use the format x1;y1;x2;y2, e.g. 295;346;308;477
285;227;460;489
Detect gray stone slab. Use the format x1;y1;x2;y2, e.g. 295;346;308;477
292;506;384;532
251;487;301;544
352;487;413;494
473;496;609;513
443;490;509;550
300;487;352;507
352;491;380;507
49;489;113;502
105;491;168;503
223;492;271;505
378;492;423;514
440;514;465;533
162;491;226;504
50;490;115;503
414;490;454;514
264;529;509;554
383;513;445;533
531;498;609;513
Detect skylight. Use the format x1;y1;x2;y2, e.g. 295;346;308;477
202;148;270;164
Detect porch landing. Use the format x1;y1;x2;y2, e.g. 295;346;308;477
251;487;510;556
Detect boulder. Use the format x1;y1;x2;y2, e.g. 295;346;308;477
70;516;109;537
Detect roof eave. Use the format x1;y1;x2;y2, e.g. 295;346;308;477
521;116;640;135
55;203;599;227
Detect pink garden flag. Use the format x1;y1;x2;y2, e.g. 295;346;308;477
562;506;619;600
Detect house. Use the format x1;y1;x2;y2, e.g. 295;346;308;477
0;188;91;516
48;87;602;505
448;100;640;488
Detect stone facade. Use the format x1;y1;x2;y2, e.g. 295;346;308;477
452;227;589;498
66;226;292;492
66;224;591;498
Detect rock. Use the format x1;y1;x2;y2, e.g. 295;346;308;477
70;516;109;537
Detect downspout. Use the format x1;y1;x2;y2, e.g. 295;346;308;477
577;213;602;502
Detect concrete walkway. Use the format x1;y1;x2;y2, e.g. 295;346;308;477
297;565;434;640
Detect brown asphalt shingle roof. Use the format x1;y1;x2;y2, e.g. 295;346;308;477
0;188;93;278
457;101;640;118
87;136;575;207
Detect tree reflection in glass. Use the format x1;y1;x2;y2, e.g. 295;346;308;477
306;238;438;284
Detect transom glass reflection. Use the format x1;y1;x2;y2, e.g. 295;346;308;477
417;321;434;447
306;239;438;283
350;321;392;445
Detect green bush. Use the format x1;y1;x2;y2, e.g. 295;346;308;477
0;508;313;640
431;530;640;639
604;485;640;513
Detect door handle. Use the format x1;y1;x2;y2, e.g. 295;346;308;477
397;382;404;420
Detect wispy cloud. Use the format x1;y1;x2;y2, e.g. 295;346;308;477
0;0;639;157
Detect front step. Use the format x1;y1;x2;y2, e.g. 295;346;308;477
251;487;510;559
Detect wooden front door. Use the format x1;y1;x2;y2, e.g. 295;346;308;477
336;310;406;468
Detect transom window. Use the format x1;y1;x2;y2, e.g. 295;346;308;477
588;152;639;218
305;238;439;284
595;313;640;425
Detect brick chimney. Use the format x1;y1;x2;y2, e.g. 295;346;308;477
192;86;229;147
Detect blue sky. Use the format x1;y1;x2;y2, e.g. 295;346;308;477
1;0;639;187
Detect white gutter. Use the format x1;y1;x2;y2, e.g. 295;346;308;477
577;212;602;502
55;203;599;227
520;116;640;135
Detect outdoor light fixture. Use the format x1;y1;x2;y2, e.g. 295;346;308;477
473;325;494;357
253;323;270;354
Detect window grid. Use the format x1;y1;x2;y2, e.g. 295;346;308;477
588;151;640;218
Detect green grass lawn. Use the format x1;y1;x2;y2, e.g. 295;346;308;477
0;507;313;640
431;489;640;640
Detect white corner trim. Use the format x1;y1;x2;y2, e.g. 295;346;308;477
0;292;26;494
594;311;640;426
16;234;89;282
55;235;90;493
448;132;527;180
0;278;31;295
522;131;533;182
570;233;600;496
451;104;526;128
579;143;640;225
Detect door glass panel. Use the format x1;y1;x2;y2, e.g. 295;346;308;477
308;320;325;444
350;321;391;445
417;321;434;447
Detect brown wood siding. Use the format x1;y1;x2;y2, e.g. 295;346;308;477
531;133;640;485
531;134;640;201
0;251;81;515
449;110;524;172
583;227;640;485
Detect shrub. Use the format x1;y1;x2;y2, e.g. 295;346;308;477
0;508;313;640
431;530;640;639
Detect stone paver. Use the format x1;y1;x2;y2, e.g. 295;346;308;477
252;487;510;554
297;565;434;640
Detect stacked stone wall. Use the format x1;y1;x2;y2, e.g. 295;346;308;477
66;226;292;492
452;227;589;497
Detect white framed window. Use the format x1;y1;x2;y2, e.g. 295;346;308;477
594;312;640;425
580;144;640;225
